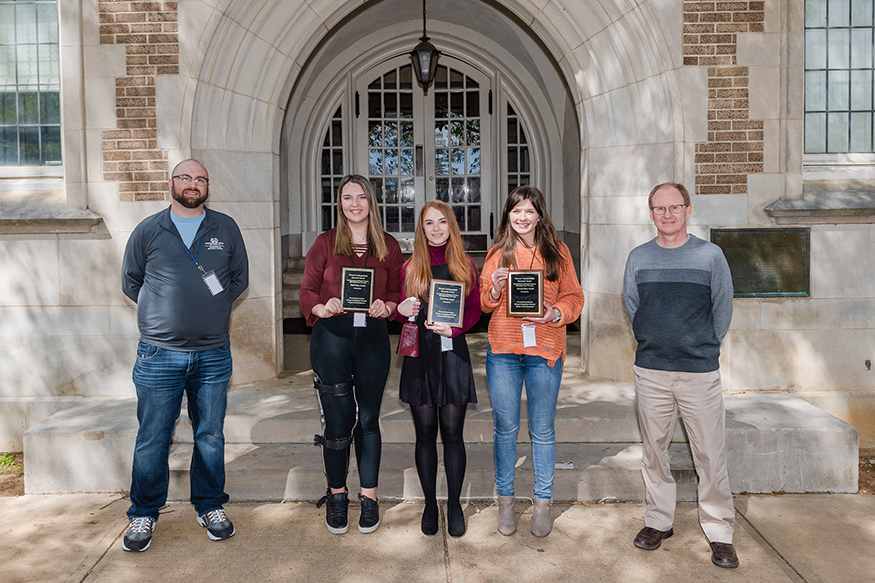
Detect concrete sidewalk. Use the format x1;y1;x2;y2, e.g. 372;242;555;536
2;493;872;583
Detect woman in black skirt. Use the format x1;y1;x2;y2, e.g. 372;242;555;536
396;200;481;537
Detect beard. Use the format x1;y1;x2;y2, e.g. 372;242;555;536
172;183;209;209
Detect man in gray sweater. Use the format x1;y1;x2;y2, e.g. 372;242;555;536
121;159;248;552
623;182;737;568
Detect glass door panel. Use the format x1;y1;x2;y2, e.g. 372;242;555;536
365;61;419;243
356;55;491;250
432;64;487;249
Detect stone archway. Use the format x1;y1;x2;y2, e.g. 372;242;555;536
179;0;682;377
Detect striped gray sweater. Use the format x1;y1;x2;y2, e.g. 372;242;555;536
623;235;733;373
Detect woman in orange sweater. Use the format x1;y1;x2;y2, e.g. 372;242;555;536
480;186;584;538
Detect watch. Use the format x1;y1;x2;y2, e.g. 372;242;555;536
551;308;562;323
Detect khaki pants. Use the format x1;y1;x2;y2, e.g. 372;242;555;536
633;365;735;543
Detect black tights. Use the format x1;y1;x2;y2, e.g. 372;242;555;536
409;403;467;510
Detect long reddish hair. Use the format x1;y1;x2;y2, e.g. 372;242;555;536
403;200;473;299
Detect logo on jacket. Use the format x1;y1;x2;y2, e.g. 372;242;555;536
206;237;225;250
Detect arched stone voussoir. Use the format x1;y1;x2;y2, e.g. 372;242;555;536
187;0;680;155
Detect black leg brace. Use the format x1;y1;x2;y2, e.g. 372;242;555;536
313;375;356;469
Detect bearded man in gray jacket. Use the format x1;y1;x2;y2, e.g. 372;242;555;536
121;159;248;552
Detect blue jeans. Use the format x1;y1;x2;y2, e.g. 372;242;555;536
486;345;563;500
127;341;232;519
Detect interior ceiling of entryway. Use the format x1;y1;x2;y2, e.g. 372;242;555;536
299;0;561;92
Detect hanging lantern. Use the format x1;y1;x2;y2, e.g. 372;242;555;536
410;0;440;93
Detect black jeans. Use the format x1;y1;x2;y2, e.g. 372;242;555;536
310;314;391;490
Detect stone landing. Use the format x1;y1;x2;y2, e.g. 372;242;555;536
24;334;858;501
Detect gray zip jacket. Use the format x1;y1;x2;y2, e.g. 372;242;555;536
122;206;249;350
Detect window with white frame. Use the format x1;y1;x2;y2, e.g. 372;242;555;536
506;103;531;190
0;0;61;166
318;106;344;231
317;62;535;252
805;0;875;154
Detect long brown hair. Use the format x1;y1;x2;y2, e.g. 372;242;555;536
333;174;389;261
403;200;473;299
488;185;562;281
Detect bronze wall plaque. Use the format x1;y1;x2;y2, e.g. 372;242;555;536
711;228;809;297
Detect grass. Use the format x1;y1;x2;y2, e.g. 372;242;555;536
0;453;21;475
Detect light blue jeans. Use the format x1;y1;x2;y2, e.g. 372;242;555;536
128;341;232;519
486;344;563;500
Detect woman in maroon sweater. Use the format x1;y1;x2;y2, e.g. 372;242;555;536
299;175;403;535
396;200;481;537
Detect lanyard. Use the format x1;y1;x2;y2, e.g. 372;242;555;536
181;237;207;274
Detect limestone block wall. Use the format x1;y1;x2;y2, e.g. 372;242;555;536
0;0;280;451
586;0;875;445
2;0;874;449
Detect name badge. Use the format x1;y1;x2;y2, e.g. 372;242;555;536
441;335;453;352
353;312;367;327
522;323;537;348
202;270;224;296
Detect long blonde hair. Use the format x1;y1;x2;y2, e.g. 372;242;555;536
403;200;473;299
333;174;389;261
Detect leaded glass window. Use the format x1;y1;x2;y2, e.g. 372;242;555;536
0;0;61;165
506;103;530;191
805;0;875;153
433;65;482;234
319;106;343;231
367;64;416;234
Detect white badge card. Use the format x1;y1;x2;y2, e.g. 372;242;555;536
441;335;453;352
202;270;224;296
522;323;537;348
353;312;367;327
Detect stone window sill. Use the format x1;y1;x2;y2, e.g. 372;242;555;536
0;204;105;235
764;180;875;224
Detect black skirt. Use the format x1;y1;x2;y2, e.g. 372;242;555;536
398;263;477;407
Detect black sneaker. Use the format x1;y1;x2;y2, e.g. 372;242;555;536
316;488;349;534
358;493;380;533
122;516;156;552
196;507;236;541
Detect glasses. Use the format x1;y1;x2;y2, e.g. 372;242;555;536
651;204;687;215
172;174;209;186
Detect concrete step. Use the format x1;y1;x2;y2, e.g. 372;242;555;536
24;334;859;500
285;256;306;271
282;269;304;319
282;270;304;287
163;443;700;503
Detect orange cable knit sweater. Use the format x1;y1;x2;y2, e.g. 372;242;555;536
479;242;584;366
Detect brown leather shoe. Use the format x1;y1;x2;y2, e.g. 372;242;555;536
710;542;739;568
633;526;673;550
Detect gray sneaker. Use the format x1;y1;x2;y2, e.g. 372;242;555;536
122;516;156;552
196;507;236;541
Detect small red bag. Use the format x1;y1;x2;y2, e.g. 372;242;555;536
396;317;419;357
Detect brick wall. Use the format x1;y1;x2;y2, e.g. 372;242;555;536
683;1;764;195
98;1;179;201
